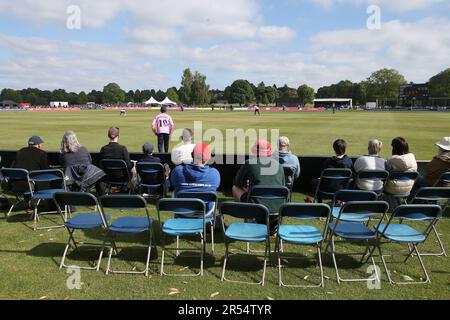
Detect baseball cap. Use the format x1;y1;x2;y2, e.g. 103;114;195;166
192;143;212;163
251;140;272;157
436;137;450;151
28;136;44;146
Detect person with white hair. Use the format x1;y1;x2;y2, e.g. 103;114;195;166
171;128;195;165
354;139;386;191
272;136;301;186
60;131;92;168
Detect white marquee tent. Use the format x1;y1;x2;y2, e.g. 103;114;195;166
144;97;161;105
160;97;177;105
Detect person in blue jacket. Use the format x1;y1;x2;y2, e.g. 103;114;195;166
171;143;220;217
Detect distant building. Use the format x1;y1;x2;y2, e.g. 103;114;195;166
399;84;429;107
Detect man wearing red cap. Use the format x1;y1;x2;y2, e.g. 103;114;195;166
233;140;285;216
171;143;221;217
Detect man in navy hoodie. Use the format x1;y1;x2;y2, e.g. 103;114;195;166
171;143;220;217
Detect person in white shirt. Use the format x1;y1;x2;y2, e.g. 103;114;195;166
354;139;386;191
171;128;195;165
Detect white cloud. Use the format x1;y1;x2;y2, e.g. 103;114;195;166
309;0;444;12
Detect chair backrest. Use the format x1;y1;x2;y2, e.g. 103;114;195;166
157;198;206;223
317;168;353;195
99;159;130;184
437;172;450;186
412;187;450;203
248;185;290;214
53;192;107;226
136;162;165;187
100;194;147;209
220;202;270;221
380;204;443;239
176;191;218;204
334;190;378;203
279;203;331;220
28;169;66;192
388;171;419;182
1;168;29;181
356;170;389;181
335;201;389;223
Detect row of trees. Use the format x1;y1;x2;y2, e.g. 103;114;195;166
1;68;449;106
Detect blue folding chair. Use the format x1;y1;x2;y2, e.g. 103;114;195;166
384;171;419;206
325;201;389;283
54;192;109;271
0;168;30;218
355;170;389;195
220;202;270;286
247;185;290;253
375;204;442;285
28;169;67;231
175;191;218;255
314;168;353;203
277;203;331;288
99;195;153;276
409;187;450;257
330;190;378;224
157;198;206;277
136;162;167;199
99;159;132;194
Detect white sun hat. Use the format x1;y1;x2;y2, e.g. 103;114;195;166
436;137;450;151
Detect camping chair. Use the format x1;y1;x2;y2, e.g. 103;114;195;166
220;202;271;286
314;168;353;203
157;198;206;277
136;162;167;199
355;170;389;195
54;192;109;271
325;201;389;284
28;169;67;231
99;159;132;194
277;203;331;288
99;195;153;276
175;191;218;255
375;204;442;285
0;168;30;218
409;187;450;257
384;171;419;206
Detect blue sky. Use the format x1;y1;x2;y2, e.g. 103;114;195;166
0;0;448;92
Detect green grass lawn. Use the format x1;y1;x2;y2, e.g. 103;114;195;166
0;110;449;159
0;192;449;300
0;110;449;300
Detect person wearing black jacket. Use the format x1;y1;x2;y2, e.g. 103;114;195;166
100;127;133;172
14;136;49;171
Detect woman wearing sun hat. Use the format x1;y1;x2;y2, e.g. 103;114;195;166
425;137;450;187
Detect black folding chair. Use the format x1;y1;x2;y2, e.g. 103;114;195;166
28;169;67;230
409;187;450;257
99;159;132;194
314;168;353;203
0;168;30;218
54;192;109;271
355;170;389;195
435;172;450;187
283;167;296;200
384;171;419;206
136;162;167;199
